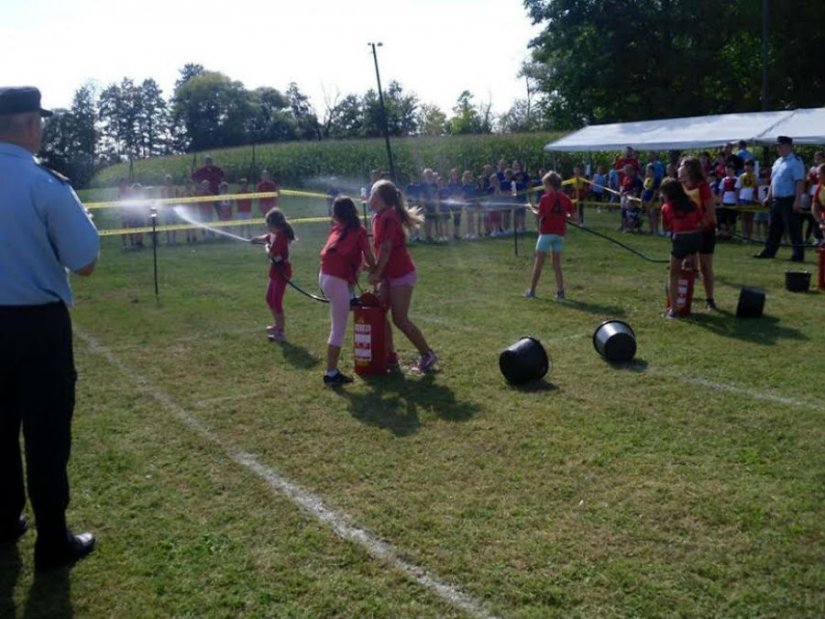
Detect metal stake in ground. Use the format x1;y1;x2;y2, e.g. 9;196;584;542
150;206;159;302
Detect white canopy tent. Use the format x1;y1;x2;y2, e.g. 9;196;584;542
544;108;824;152
754;107;825;146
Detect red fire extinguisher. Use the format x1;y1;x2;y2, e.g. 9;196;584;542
818;245;825;290
666;260;696;316
353;292;388;376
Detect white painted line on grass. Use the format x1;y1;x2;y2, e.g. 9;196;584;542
193;388;273;408
672;374;823;411
75;328;502;619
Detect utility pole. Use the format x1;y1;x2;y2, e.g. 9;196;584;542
368;42;396;181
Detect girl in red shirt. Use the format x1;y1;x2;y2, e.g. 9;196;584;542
660;178;703;318
525;171;578;300
678;156;718;310
368;180;438;373
319;197;376;385
251;208;295;342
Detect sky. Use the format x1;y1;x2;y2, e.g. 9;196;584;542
2;0;543;118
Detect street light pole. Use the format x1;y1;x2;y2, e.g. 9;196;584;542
368;42;396;181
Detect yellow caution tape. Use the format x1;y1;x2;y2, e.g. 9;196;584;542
98;215;333;237
84;188;331;210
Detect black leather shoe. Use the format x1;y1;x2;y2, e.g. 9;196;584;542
35;532;96;572
752;252;772;259
0;515;27;544
790;255;804;263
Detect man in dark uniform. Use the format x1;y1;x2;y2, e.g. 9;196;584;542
0;87;100;571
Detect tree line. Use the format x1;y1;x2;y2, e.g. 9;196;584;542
40;64;533;187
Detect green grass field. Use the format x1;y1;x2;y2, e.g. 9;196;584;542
4;196;825;619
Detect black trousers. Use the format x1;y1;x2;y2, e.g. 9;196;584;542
0;302;75;545
765;196;804;260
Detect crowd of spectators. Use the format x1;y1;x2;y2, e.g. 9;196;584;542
112;143;824;250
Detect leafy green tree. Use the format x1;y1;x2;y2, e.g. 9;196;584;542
246;87;296;143
286;83;321;140
98;78;143;159
418;104;448;136
326;94;364;139
39;83;99;186
172;71;251;151
448;91;491;135
523;0;825;128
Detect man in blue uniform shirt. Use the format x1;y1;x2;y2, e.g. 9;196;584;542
0;86;100;571
754;135;806;262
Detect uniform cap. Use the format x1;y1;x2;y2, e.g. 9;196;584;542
775;135;793;146
0;87;53;117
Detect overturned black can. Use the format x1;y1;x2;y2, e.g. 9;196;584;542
785;271;811;293
593;320;636;363
499;337;550;385
736;286;765;318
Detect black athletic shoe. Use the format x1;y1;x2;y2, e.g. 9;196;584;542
752;252;772;259
705;298;718;310
323;371;354;386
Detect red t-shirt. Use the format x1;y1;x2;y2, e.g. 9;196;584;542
320;224;370;284
236;188;252;213
685;180;715;231
191;165;224;194
537;191;576;235
661;201;703;233
372;208;415;279
267;232;292;280
257;181;278;214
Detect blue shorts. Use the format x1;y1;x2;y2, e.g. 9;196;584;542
536;233;565;253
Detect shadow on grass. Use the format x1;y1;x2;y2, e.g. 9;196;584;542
0;545;21;619
556;299;627;317
685;311;807;345
504;378;558;393
334;372;481;437
608;358;649;372
279;341;321;369
23;564;73;619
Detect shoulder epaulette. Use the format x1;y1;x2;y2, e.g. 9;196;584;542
38;164;71;184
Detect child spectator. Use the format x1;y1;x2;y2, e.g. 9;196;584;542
736;160;758;240
591;165;607;204
446;168;463;240
461;170;479;239
250;208;295;343
803;151;824;245
216;181;233;223
570;165;588;224
717;163;739;240
257;170;278;217
754;168;771;240
607;159;620;204
195;179;213;240
524;171;578;300
620;164;643;232
235;178;253;238
641;163;659;234
812;163;825;245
